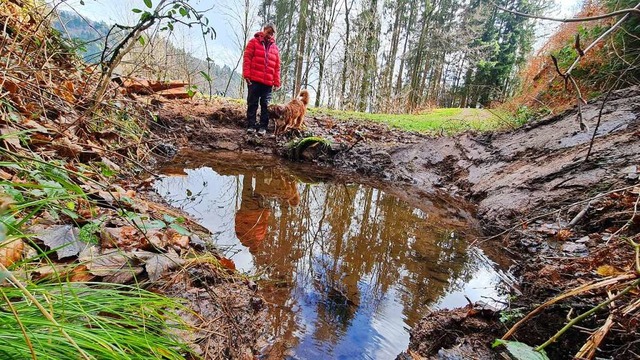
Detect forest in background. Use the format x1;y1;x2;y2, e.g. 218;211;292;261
49;0;640;118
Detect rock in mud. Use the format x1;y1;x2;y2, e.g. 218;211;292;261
560;242;589;256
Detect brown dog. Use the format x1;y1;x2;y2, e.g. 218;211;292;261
268;89;309;137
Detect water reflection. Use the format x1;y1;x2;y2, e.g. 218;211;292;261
154;152;505;360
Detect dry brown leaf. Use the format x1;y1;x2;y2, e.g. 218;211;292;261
166;230;189;249
145;249;184;282
21;119;49;133
29;132;52;145
53;137;83;158
596;265;622;277
2;79;19;94
100;226;147;250
63;80;75;95
0;169;13;181
218;257;236;271
0;239;24;267
54;86;75;103
556;229;573;241
146;229;167;249
85;249;142;284
31;224;88;259
0;126;23;150
69;264;94;282
0;193;15;212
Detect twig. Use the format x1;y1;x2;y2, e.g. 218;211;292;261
568;200;591;228
606;191;640;245
474;187;640;244
493;2;640;23
574;310;615;359
502;273;637;340
536;278;640;352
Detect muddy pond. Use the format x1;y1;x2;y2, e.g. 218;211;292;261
154;151;507;359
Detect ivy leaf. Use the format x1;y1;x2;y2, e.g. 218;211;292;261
492;340;549;360
132;8;142;13
179;7;188;17
169;223;191;236
167;22;174;31
163;214;176;223
144;0;153;8
138;36;145;46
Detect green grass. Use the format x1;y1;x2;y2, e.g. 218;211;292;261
308;107;514;134
0;283;194;359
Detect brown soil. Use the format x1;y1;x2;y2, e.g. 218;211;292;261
150;86;640;359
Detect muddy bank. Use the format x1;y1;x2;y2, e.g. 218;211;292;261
151;86;639;359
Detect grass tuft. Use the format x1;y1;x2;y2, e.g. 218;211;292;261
0;282;194;360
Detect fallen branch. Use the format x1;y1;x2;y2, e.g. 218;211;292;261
502;273;637;340
536;278;640;352
493;2;640;23
574;309;614;359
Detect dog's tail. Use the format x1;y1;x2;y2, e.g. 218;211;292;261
298;89;309;106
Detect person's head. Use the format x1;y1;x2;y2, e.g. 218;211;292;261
263;23;276;40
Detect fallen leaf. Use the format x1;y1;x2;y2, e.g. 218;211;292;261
53;137;84;158
0;239;24;267
165;229;189;249
2;79;19;94
31;224;88;259
21;119;49;133
218;257;236;271
145;249;184;282
0;193;15;212
556;229;573;241
145;229;167;249
69;264;94;282
84;249;142;284
0;169;13;181
596;265;622;277
0;126;23;150
100;226;148;250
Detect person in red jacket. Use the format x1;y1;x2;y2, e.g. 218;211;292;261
242;24;281;136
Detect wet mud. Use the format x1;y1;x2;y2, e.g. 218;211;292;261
150;86;640;359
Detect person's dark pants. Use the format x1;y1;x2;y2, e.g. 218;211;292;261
246;82;273;130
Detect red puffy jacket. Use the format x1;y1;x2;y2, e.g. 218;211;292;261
242;32;281;87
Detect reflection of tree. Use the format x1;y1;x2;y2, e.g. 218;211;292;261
250;181;474;352
158;152;485;357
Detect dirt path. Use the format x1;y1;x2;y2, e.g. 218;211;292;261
151;86;640;359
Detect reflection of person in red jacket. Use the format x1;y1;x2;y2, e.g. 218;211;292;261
242;24;281;136
234;173;271;252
